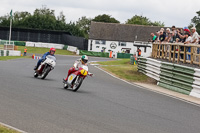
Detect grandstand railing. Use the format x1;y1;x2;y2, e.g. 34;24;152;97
152;42;200;66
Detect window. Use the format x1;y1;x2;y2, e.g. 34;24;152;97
96;46;100;48
95;40;106;45
118;42;126;46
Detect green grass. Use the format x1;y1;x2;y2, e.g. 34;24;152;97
97;59;130;65
17;46;75;55
0;56;28;61
0;124;20;133
95;59;154;83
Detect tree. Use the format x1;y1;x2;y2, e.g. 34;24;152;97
76;16;92;38
190;11;200;34
126;15;164;26
93;14;120;23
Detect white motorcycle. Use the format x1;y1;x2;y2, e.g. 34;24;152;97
34;55;56;79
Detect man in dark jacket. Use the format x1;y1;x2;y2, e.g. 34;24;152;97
34;48;56;70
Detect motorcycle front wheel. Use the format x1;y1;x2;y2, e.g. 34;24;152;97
72;77;83;92
34;72;38;78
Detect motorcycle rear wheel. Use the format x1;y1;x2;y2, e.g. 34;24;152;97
72;77;83;92
41;67;51;79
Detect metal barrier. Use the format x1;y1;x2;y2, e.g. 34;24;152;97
137;57;200;98
152;42;200;65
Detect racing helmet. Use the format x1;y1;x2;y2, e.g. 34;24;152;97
81;55;88;64
50;48;56;53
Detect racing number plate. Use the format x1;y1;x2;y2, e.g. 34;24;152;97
69;75;73;81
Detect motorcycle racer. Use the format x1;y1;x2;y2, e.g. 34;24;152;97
64;55;89;81
34;48;56;70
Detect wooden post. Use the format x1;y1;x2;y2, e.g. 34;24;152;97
156;44;158;58
169;44;172;61
173;44;176;62
177;45;180;63
183;46;186;63
191;46;193;64
158;44;161;58
152;44;154;57
162;44;164;59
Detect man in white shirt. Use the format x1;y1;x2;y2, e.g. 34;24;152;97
191;27;199;61
191;27;199;43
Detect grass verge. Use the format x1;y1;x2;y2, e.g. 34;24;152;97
95;59;156;83
0;56;29;61
17;46;75;55
0;124;20;133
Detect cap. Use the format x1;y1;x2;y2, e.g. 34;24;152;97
191;27;196;30
166;28;170;31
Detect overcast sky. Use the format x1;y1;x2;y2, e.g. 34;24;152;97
1;0;200;28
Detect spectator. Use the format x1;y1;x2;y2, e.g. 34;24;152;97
177;29;186;43
191;27;199;43
150;33;157;42
137;47;141;56
155;31;160;42
170;32;176;43
172;25;177;35
24;47;27;56
183;27;191;35
199;35;200;44
175;28;182;42
184;32;192;60
165;28;172;42
159;31;166;42
191;27;199;61
160;28;166;36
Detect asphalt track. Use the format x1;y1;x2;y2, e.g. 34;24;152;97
0;55;200;133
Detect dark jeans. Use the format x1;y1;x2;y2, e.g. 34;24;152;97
36;59;45;68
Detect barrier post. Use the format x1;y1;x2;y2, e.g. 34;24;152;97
177;45;180;63
183;46;186;63
169;45;172;61
191;46;194;64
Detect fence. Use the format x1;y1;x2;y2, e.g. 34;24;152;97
137;57;200;98
0;26;88;50
152;42;200;65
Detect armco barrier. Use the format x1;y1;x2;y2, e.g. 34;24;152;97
25;42;64;49
137;57;200;98
80;50;109;57
0;50;21;56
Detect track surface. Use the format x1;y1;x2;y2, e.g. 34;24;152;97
0;55;200;133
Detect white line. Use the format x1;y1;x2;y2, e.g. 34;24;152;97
94;66;200;107
0;121;27;133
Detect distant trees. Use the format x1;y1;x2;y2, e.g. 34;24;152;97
126;15;164;26
0;7;84;37
76;16;92;38
190;11;200;34
92;14;120;23
0;8;169;38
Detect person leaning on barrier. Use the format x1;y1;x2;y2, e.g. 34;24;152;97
184;32;192;60
159;31;166;42
165;28;172;42
191;27;200;61
150;33;157;42
191;27;199;44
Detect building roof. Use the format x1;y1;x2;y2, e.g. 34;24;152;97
89;21;165;42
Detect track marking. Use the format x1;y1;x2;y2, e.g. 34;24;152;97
0;121;27;133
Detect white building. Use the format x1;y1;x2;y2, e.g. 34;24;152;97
88;22;163;57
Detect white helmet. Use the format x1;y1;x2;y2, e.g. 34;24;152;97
81;55;88;63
